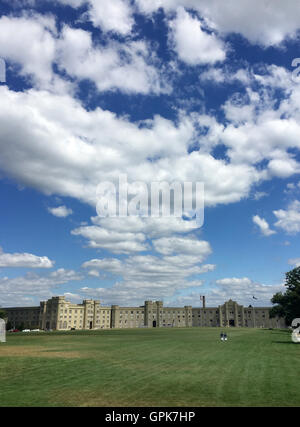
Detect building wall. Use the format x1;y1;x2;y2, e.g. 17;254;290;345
4;306;40;329
3;297;286;330
191;300;286;328
40;297;111;330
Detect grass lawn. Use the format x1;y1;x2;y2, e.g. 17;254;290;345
0;327;299;407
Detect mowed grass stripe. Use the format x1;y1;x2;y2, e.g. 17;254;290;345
0;328;300;406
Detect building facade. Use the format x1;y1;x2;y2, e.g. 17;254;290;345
3;296;286;330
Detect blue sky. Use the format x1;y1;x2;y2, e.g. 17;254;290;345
1;0;300;308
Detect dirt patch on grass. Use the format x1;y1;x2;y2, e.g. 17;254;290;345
0;345;82;359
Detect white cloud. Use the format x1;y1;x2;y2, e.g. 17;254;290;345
221;112;300;173
123;254;212;281
169;7;226;65
0;13;168;95
57;26;169;94
79;236;215;305
0;86;266;214
274;200;300;234
254;64;295;91
153;236;212;260
268;157;300;178
63;292;85;303
210;276;285;306
136;0;300;47
54;0;135;36
87;0;134;35
0;248;54;268
216;277;252;287
288;258;300;267
91;216;200;237
253;191;268;201
253;215;276;237
200;65;300;168
53;0;134;36
82;257;123;273
72;225;148;254
73;213;212;264
75;216;207;255
285;182;297;192
200;67;251;86
0;14;57;88
78;281;202;306
90;273;283;308
0;268;83;306
48;205;73;218
2;18;300;212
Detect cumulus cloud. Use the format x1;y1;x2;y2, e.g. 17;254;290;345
0;12;168;95
78;226;215;305
54;0;134;35
136;0;300;47
0;248;54;268
206;276;285;307
220;96;300;174
0;14;57;88
87;0;134;35
72;225;148;254
75;215;210;255
252;215;276;237
56;26;169;95
268;157;300;178
74;212;212;257
48;205;73;218
91;216;200;237
168;7;226;65
0;268;83;306
0;86;267;213
73;212;213;258
82;257;123;274
82;254;214;278
153;236;212;260
1;14;299;213
200;67;251;86
284;182;300;194
274;200;300;234
78;280;203;306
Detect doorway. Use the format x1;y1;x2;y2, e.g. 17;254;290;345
153;320;157;327
229;319;235;327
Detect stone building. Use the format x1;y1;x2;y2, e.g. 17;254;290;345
39;296;111;330
3;296;286;330
4;305;41;330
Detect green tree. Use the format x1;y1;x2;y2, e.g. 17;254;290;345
0;308;7;320
270;266;300;325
